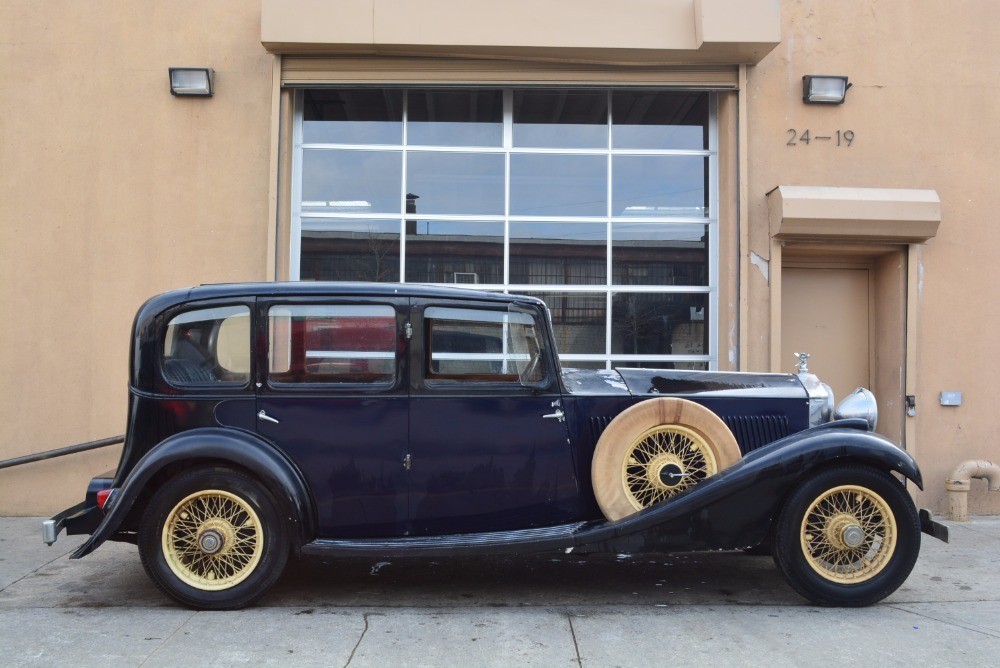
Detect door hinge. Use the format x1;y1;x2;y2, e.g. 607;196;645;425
404;322;413;340
403;453;412;471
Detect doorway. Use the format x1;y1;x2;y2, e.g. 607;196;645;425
779;248;907;445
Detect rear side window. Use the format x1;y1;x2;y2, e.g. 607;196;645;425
425;306;546;384
162;305;251;386
268;304;397;385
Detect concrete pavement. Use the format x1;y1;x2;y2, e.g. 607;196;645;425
0;515;998;666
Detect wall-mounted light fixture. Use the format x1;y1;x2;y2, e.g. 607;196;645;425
169;68;214;97
802;75;851;104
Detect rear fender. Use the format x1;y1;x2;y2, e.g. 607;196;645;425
71;428;315;559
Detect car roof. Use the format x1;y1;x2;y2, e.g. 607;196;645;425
136;282;544;323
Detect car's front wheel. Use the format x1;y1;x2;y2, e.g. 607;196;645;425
772;465;920;607
138;467;289;610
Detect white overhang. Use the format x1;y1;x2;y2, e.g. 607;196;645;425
767;186;942;243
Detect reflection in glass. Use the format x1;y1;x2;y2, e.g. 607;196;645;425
406;221;503;284
613;360;709;371
303;89;403;145
300;219;400;282
611;293;708;356
612;223;708;286
407;89;503;147
561;361;608;370
523;292;606;355
510;154;607;217
407;152;505;215
613;156;708;217
302;150;402;214
509;223;606;285
268;305;397;384
612;92;709;150
513;90;608;148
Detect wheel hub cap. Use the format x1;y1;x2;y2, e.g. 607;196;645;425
198;529;224;554
658;463;685;488
841;524;865;549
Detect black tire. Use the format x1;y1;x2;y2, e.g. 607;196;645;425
138;467;289;610
772;465;920;607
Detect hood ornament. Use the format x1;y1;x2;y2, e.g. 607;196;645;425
794;352;810;374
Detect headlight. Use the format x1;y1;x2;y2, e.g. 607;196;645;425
835;388;878;431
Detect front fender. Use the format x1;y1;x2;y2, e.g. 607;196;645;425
572;426;922;552
71;428;316;559
742;425;923;490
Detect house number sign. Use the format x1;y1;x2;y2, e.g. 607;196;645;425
786;129;855;146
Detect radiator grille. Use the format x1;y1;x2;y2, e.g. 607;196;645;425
590;413;788;454
722;415;789;454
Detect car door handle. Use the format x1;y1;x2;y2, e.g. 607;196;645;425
542;409;565;422
257;410;280;425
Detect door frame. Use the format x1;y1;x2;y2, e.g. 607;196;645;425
772;242;910;451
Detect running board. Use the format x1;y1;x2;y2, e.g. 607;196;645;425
300;522;589;558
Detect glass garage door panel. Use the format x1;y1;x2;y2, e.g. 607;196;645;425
509;222;607;286
405;221;504;285
302;89;403;145
294;88;718;369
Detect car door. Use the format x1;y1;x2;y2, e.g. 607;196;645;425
255;296;409;538
407;299;581;535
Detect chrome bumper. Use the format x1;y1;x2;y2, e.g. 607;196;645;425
42;501;88;545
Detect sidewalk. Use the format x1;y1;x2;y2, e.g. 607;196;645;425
1;515;998;666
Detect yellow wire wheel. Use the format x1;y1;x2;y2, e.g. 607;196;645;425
799;484;897;584
592;398;742;520
621;424;718;509
161;489;264;591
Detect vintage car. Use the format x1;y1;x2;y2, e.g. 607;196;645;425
44;283;947;609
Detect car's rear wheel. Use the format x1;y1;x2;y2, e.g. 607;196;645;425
138;467;288;610
772;465;920;606
592;398;742;520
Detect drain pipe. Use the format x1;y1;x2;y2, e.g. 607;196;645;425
946;460;1000;521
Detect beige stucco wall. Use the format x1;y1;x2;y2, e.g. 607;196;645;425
0;1;274;514
745;0;1000;514
1;0;998;518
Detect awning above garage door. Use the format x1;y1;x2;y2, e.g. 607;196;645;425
263;0;780;67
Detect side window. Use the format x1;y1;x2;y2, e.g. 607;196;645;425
268;304;397;385
162;305;251;386
425;306;546;384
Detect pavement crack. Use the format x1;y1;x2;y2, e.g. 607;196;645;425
886;604;1000;639
137;610;198;666
567;613;583;668
343;612;371;668
0;546;77;595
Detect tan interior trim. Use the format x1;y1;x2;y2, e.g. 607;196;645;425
281;56;739;88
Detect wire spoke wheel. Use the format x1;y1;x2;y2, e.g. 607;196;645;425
592;398;742;521
799;484;897;584
162;489;264;591
621;424;718;511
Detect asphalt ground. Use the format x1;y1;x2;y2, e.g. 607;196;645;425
1;515;998;667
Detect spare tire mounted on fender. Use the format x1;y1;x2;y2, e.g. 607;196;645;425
592;398;742;521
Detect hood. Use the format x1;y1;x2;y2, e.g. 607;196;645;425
562;367;806;399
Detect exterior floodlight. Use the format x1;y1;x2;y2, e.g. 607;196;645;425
802;75;851;104
169;68;214;97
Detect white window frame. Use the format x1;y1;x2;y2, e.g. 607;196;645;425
291;88;719;370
